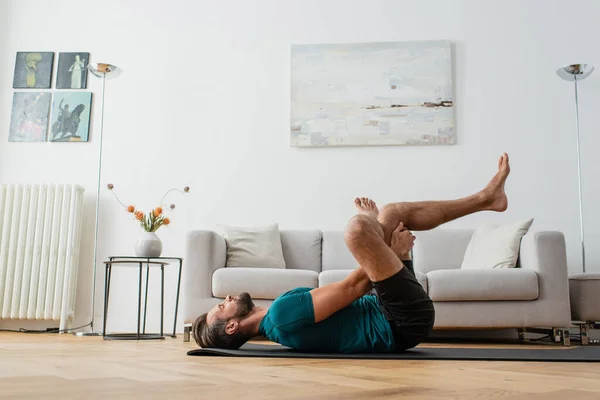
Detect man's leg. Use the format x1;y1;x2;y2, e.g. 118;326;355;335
345;213;405;283
377;153;510;246
312;153;510;322
310;217;418;322
348;153;510;281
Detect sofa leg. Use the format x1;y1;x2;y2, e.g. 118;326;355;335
578;321;600;345
561;329;570;346
552;328;570;346
184;325;191;342
579;323;590;345
551;327;561;343
517;328;525;343
522;327;570;345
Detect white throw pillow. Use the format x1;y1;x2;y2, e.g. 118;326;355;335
217;223;286;269
460;218;534;269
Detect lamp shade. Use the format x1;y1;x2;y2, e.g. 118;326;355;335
556;64;595;81
88;63;118;78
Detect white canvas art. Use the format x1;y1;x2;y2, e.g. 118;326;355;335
290;40;455;147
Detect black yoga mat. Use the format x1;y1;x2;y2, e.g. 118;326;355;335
187;343;600;362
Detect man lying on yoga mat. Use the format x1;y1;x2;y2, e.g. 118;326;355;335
193;153;511;353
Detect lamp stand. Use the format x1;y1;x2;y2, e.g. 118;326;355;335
556;63;595;274
573;76;586;273
74;63;118;336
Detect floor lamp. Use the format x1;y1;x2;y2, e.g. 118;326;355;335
556;63;595;274
74;63;119;336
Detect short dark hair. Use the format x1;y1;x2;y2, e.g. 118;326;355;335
192;313;250;350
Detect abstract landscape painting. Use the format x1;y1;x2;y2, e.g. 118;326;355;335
9;92;52;142
290;40;455;147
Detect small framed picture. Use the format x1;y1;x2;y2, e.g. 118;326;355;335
9;92;52;142
56;52;89;89
49;92;92;142
13;52;54;89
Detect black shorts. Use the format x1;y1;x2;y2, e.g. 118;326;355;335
372;260;435;351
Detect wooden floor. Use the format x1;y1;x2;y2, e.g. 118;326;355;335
0;333;599;399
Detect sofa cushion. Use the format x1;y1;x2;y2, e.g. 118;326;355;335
461;218;534;269
322;231;356;270
280;230;322;272
216;223;286;269
412;229;475;273
319;269;428;292
427;269;538;301
415;271;427;292
212;267;318;300
319;270;353;286
569;273;600;321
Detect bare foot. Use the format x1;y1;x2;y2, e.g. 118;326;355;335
482;153;510;211
354;197;379;220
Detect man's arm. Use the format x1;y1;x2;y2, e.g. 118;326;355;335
310;223;415;323
310;267;372;323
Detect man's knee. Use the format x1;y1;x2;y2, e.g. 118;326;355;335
344;215;375;246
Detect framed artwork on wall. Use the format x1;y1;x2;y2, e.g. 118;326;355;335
12;52;54;89
49;92;92;142
8;92;52;142
290;40;455;147
56;52;89;89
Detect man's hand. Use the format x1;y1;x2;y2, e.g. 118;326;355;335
390;222;415;258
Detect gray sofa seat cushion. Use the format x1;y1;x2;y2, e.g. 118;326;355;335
319;269;428;292
569;273;600;321
427;269;539;301
212;267;318;300
319;270;353;286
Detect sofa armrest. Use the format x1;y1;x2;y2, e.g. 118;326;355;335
182;230;226;324
519;231;571;326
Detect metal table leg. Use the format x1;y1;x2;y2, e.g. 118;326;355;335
161;266;164;337
143;264;149;334
103;264;110;337
137;262;143;341
173;260;183;338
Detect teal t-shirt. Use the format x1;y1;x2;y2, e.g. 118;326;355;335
258;287;395;353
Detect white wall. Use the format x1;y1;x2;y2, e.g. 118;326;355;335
1;0;600;333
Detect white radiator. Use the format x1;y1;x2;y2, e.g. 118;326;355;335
0;184;85;331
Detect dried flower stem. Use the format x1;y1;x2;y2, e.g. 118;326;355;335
108;185;128;208
159;187;190;210
107;184;190;232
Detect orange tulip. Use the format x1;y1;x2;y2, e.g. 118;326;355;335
163;218;170;225
127;205;135;213
135;211;144;221
153;207;163;217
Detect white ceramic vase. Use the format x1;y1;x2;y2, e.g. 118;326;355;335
135;231;162;258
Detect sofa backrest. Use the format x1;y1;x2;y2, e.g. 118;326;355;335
412;229;474;273
280;230;323;272
322;231;356;271
279;228;475;274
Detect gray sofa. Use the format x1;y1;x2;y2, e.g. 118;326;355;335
182;229;572;342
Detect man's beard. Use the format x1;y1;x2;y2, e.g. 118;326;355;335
233;292;254;318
